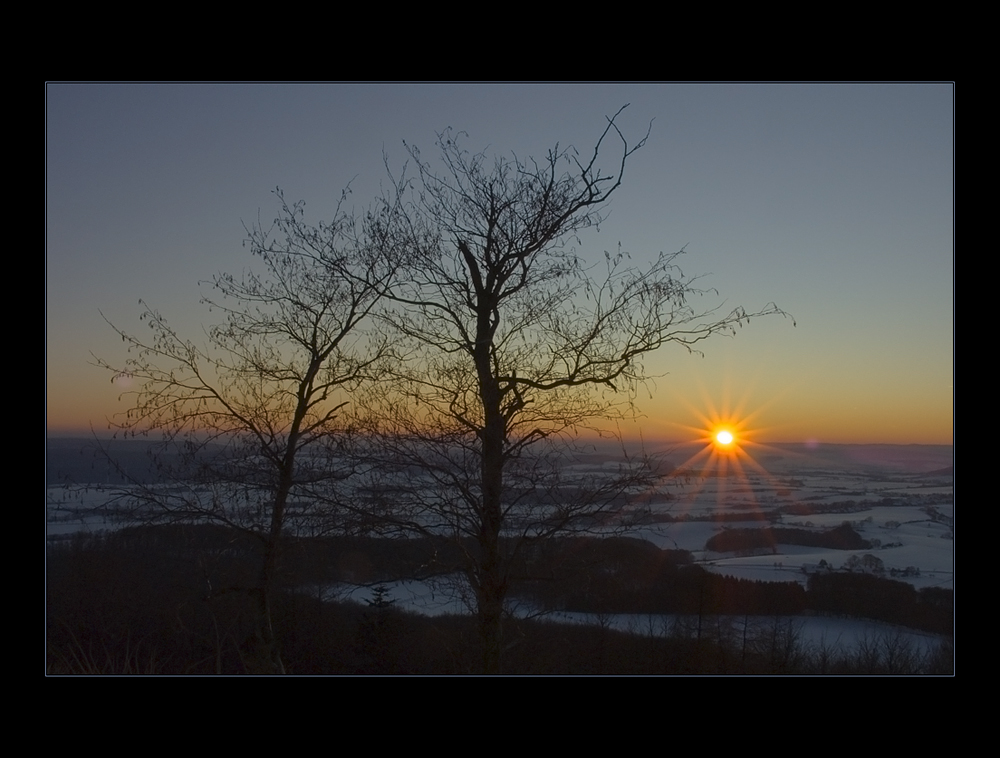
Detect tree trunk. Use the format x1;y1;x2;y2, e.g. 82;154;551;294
253;445;298;675
254;541;285;674
476;550;504;675
473;271;506;674
252;384;311;675
476;358;506;674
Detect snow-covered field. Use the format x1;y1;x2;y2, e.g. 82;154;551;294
46;485;124;536
47;441;954;653
319;576;947;662
628;441;953;590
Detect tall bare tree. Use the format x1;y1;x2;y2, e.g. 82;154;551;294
362;106;791;673
96;188;395;673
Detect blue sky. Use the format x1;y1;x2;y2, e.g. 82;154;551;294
46;83;953;444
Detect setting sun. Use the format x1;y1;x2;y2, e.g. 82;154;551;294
665;382;781;480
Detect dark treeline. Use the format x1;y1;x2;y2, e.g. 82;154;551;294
808;572;953;636
704;523;872;553
511;534;949;635
47;524;951;674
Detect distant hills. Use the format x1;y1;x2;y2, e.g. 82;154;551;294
46;438;191;485
646;440;953;477
46;436;954;487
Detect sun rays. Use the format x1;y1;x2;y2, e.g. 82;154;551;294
662;383;794;519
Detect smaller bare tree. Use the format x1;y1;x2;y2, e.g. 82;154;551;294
95;188;395;673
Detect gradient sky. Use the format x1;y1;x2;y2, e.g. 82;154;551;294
46;83;953;445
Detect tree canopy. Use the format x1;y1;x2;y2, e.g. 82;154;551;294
356;106;790;672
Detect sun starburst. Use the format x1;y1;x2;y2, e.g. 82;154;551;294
659;384;796;519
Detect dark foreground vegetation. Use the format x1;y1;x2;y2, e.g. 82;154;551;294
47;525;952;674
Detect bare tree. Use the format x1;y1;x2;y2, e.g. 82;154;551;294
362;106;792;673
95;188;395;673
